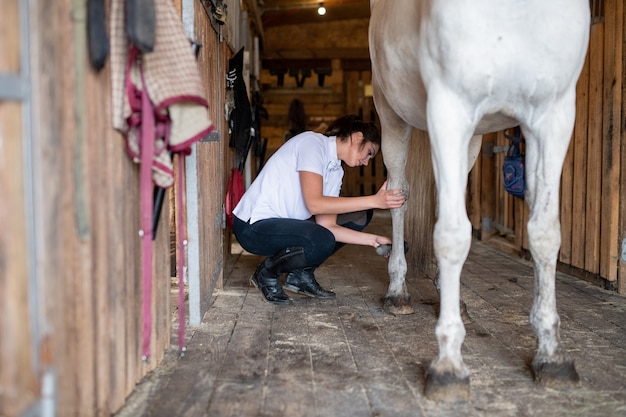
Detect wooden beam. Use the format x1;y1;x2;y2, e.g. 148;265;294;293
261;47;370;60
262;58;332;70
242;0;265;42
600;0;623;283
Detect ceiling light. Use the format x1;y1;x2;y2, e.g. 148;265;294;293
317;3;326;15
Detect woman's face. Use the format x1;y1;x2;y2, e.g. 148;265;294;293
344;133;379;167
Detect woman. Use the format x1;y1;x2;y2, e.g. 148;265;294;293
232;115;406;305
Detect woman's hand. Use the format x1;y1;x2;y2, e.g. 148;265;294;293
374;235;393;258
376;180;407;209
374;235;392;247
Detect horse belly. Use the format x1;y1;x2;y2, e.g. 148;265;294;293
369;4;429;129
369;0;590;133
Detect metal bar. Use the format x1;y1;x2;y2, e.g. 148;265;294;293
0;74;27;100
183;0;202;326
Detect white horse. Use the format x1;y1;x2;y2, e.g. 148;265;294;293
369;0;590;401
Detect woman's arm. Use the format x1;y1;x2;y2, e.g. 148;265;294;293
315;214;392;247
300;171;406;215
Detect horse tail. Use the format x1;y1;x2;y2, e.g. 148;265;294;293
405;128;436;275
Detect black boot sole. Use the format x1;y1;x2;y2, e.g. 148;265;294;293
283;284;336;299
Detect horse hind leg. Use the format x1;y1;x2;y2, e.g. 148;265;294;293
432;134;482;324
423;91;475;402
523;98;579;387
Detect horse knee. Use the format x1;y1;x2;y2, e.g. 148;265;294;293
527;218;561;260
433;220;471;264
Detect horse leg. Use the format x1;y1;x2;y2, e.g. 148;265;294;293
424;90;474;401
433;134;482;323
376;91;414;315
523;97;580;387
467;134;482;170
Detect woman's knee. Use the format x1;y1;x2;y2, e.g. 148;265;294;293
305;227;336;265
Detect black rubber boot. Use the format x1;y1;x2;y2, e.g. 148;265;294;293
250;247;306;305
284;267;336;299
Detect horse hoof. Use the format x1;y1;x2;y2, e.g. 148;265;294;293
532;359;580;387
383;295;414;315
425;370;470;402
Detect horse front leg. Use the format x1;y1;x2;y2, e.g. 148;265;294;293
376;99;413;315
524;100;580;387
384;199;412;314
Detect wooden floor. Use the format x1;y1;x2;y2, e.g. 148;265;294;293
115;211;626;417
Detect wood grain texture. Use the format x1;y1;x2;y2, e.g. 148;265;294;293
116;211;626;417
600;0;623;282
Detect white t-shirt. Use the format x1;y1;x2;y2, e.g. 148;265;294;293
233;132;344;224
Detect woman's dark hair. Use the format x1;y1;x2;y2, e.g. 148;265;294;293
324;114;381;148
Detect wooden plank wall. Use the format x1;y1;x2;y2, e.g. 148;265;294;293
560;0;622;289
193;2;229;306
0;2;38;416
260;61;346;155
0;1;227;416
619;0;626;294
30;1;172;415
468;0;625;293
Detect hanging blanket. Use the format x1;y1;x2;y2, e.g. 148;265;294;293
109;0;213;361
110;0;213;187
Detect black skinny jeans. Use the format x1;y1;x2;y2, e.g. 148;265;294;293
232;209;373;268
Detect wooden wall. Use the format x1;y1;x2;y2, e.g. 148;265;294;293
192;2;230;318
468;0;625;293
0;2;37;415
0;0;228;416
28;1;171;415
260;60;346;153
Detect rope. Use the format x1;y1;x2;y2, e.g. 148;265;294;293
139;59;155;362
176;155;187;355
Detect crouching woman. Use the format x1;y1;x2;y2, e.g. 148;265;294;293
232;114;406;305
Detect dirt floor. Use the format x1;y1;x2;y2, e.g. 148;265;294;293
115;211;626;417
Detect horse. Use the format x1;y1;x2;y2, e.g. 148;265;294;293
369;0;590;402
